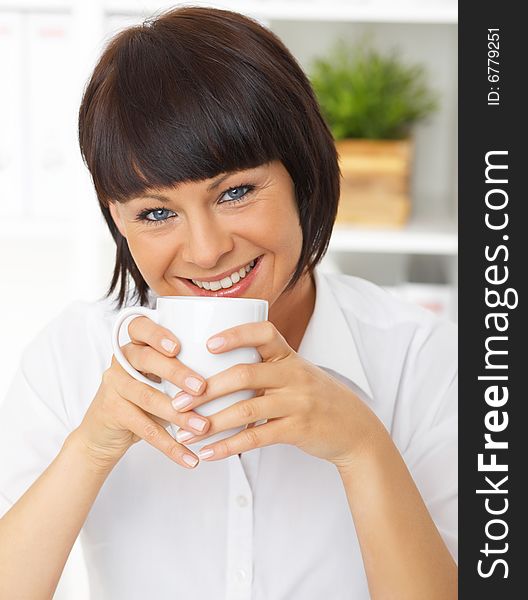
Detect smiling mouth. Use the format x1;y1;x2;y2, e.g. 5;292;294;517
186;256;261;291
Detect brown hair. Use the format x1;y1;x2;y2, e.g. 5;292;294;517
78;6;340;308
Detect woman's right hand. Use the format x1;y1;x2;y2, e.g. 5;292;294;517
73;316;210;470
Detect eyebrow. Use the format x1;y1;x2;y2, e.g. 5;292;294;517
134;171;248;204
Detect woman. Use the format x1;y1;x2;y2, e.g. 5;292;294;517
0;6;457;599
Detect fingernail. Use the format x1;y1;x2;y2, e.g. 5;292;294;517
161;338;177;353
183;454;199;468
207;336;225;350
172;393;193;410
176;429;194;442
188;417;207;432
198;448;215;460
185;376;204;393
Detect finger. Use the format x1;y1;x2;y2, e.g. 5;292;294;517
175;414;273;445
206;320;292;362
174;393;286;444
127;315;181;357
171;361;285;412
196;419;285;462
151;415;170;428
124;403;200;468
112;360;210;436
121;343;206;395
141;406;209;439
175;391;287;443
142;373;162;384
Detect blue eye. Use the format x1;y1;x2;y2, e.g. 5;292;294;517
220;184;255;203
148;208;172;221
135;207;176;226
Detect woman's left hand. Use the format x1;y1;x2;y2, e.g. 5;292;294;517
172;321;384;468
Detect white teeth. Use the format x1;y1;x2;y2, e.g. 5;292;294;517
220;276;233;289
190;257;258;290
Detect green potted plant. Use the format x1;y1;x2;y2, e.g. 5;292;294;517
310;37;439;227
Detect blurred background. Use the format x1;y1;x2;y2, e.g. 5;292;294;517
0;1;457;596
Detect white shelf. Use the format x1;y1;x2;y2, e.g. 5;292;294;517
103;1;457;24
329;219;457;255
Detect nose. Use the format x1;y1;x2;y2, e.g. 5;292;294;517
180;212;234;269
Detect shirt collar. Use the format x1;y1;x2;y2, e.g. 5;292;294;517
297;268;373;400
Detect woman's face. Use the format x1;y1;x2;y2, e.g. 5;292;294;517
108;160;304;308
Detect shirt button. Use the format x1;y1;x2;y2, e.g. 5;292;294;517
235;568;247;582
236;494;248;507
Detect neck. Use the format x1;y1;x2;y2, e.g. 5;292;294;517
268;269;316;352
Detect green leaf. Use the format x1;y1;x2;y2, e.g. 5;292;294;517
309;36;439;140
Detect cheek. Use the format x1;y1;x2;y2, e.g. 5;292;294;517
274;207;303;259
127;234;175;276
248;199;302;255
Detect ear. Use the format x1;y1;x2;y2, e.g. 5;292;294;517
108;202;127;238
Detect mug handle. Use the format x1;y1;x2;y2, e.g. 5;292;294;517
111;306;165;393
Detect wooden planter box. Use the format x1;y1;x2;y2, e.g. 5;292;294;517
335;138;413;227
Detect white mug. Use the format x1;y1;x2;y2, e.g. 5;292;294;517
111;296;268;450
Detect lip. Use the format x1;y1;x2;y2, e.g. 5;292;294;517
177;255;263;297
186;257;258;283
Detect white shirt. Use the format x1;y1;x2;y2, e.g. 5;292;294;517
0;268;457;599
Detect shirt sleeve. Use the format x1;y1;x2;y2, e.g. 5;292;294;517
392;317;458;564
0;331;72;518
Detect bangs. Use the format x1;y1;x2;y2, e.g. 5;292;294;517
80;21;297;205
